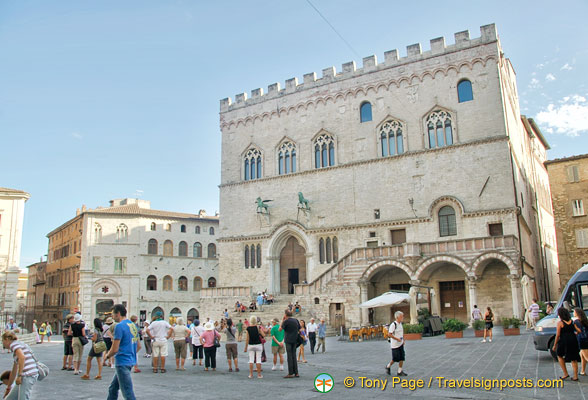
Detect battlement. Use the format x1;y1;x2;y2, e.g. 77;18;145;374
220;24;498;113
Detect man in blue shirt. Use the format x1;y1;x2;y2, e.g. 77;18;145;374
106;304;141;400
256;293;264;311
316;318;327;353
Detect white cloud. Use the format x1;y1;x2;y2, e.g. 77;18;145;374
561;63;573;71
71;132;83;139
535;95;588;137
545;73;556;82
528;78;542;89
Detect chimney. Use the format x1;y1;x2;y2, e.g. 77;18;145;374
76;208;81;216
81;204;87;212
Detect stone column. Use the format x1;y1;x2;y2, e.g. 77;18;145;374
508;274;523;319
467;277;478;324
267;256;279;294
430;287;441;316
358;279;369;326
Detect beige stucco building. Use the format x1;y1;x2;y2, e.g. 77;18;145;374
0;187;30;313
202;24;558;328
545;154;588;289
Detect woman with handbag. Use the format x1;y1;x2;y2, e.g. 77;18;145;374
81;318;105;380
67;314;87;375
244;316;263;379
199;321;221;371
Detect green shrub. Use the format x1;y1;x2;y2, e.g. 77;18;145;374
501;317;521;329
472;320;485;330
417;308;431;319
403;323;424;334
442;318;468;332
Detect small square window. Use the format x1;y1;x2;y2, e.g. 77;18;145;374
374;209;380;219
390;229;406;245
489;223;503;237
369;232;376;238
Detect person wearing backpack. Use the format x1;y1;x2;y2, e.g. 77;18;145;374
574;307;588;376
386;311;408;377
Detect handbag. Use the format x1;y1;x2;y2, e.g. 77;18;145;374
79;335;89;346
93;330;107;353
26;344;49;381
213;335;221;348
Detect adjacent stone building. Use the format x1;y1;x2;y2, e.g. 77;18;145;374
545;154;588;288
207;24;558;327
77;199;219;325
0;187;30;314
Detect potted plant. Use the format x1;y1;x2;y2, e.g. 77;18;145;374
403;323;424;340
442;318;468;339
472;319;485;337
501;317;521;336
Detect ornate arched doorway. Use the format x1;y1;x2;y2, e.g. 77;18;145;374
280;236;307;294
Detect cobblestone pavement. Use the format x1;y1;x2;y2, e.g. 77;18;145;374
1;330;586;399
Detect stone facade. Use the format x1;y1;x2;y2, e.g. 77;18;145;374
206;24;558;327
545;154;588;289
0;187;30;313
78;198;219;325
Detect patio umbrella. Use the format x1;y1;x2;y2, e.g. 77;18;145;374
358;291;410;308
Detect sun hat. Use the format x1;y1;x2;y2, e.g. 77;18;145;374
204;322;214;331
105;317;114;324
74;314;82;322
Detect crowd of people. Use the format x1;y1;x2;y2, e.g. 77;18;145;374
47;305;328;398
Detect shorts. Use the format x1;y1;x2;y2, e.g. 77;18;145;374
271;345;285;355
391;345;405;362
485;322;493;330
248;344;263;364
64;341;73;356
174;340;187;359
152;340;169;358
225;343;238;360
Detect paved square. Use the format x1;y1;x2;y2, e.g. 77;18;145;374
1;330;586;399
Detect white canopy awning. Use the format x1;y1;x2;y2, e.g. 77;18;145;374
359;291;410;308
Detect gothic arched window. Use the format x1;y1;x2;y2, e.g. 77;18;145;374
244;147;262;180
314;134;335;168
380;119;404;157
426;110;453;148
116;224;128;243
457;79;473;103
278;141;297;175
178;276;188;291
150;222;156;231
195;226;201;234
94;223;102;243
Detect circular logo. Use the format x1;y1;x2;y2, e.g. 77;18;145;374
314;373;334;393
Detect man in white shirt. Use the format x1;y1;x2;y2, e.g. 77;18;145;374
472;305;482;322
307;318;318;354
386;311;407;377
146;312;172;373
528;299;541;330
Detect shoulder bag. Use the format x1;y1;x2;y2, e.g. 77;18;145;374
93;330;107;354
26;344;49;381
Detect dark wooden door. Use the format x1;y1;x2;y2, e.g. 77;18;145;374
288;269;299;294
439;280;467;321
280;236;306;294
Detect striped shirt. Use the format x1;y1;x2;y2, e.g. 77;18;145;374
10;341;38;377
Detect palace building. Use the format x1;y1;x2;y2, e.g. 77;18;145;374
206;24;558;328
36;198;218;330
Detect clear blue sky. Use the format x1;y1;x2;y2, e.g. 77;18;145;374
2;1;587;268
